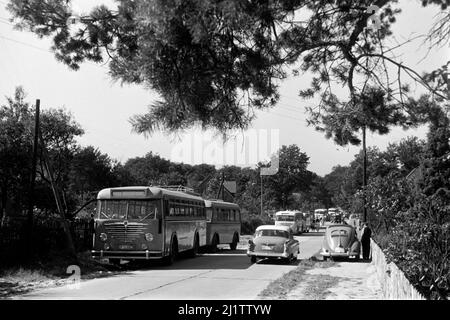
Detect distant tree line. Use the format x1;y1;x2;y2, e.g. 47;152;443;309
0;87;336;226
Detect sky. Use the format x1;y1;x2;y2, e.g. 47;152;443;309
0;0;447;176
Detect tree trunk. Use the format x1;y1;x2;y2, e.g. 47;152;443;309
0;181;7;225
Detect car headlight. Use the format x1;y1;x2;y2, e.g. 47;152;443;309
100;233;107;241
145;233;153;241
141;243;148;250
104;243;110;250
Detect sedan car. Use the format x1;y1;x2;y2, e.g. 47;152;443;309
320;224;360;261
247;225;299;264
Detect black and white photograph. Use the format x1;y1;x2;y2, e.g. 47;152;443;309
0;0;448;309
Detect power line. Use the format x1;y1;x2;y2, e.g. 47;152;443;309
0;33;108;70
0;33;53;53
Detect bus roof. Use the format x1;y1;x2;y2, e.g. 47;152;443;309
204;200;240;209
97;186;205;202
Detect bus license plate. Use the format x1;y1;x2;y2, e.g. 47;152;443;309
119;244;133;250
262;245;272;250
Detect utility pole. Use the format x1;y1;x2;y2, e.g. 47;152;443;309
39;130;77;258
216;171;225;200
260;174;263;215
362;125;367;223
26;99;40;259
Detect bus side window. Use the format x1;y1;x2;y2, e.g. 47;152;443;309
214;209;218;220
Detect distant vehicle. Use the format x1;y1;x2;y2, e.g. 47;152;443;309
349;213;361;220
91;186;206;265
348;213;361;228
274;211;305;234
314;208;327;220
320;224;360;261
328;207;339;216
247;225;299;264
205;200;241;251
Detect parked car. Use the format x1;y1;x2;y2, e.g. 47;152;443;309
320;224;360;261
247;225;299;264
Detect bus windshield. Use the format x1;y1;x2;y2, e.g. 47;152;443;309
97;200;160;220
276;215;294;221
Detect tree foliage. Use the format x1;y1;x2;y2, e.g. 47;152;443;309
7;0;448;138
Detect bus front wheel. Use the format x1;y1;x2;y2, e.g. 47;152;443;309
164;238;178;265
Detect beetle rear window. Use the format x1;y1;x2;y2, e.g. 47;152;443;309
331;230;348;237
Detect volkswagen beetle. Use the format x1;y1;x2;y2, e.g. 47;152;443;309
247;225;299;263
320;224;360;261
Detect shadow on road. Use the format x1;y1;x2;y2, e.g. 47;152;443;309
255;258;301;266
121;248;252;271
295;231;325;237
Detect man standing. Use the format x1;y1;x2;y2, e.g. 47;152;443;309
360;222;372;260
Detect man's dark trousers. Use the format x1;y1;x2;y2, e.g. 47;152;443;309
361;240;370;260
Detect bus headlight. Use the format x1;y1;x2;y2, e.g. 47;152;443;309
100;233;108;241
145;233;153;242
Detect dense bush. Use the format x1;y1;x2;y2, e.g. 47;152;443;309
240;212;274;235
368;108;450;300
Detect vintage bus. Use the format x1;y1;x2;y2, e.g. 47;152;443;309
274;211;305;234
314;208;327;221
91;186;206;265
205;200;241;251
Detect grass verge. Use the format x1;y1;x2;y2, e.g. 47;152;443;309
258;256;336;299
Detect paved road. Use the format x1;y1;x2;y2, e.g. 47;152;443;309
13;232;324;300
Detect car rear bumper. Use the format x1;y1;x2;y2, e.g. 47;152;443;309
247;250;289;258
91;250;164;260
320;250;359;258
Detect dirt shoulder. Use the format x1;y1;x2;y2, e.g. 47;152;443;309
0;251;122;298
